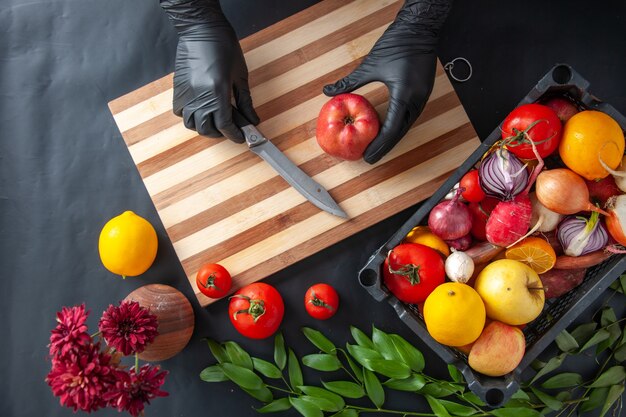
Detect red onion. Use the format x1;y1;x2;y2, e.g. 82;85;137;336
446;234;473;251
479;148;529;201
428;188;472;240
557;212;608;257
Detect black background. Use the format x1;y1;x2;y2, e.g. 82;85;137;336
1;1;625;416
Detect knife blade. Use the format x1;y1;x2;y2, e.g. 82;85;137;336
235;113;347;219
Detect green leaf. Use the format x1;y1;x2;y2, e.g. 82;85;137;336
383;374;426;392
555;330;579;353
301;395;342;413
363;368;384;408
511;390;530;401
331;410;358;417
540;372;583;389
289;397;323;417
302;354;342;372
390;334;425;373
257;398;292;413
580;386;609;413
599;384;625;417
614;342;626;362
364;359;411;379
199;365;229;382
252;357;282;379
461;392;486;406
350;326;375;350
288;348;304;393
447;364;463;383
343;351;364;382
425;395;452;417
504;399;533;409
554;391;571;402
372;327;401;361
418;382;457;398
346;343;381;370
298;386;345;411
274;333;287;371
600;306;617;326
242;385;273;402
439;399;478;416
219;363;263;390
206;339;229;364
492;408;542;417
302;327;336;354
529;387;562;411
531;359;546;372
322;380;365;399
224;341;253;370
587;365;626;388
570;322;598;347
530;353;567;384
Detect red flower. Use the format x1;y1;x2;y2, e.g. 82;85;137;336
46;342;118;413
105;365;169;417
49;304;91;358
99;301;159;356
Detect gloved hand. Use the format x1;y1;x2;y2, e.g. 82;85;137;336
160;0;259;143
324;0;453;164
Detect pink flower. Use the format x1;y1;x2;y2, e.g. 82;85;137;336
105;365;169;417
49;304;91;358
46;342;118;413
98;301;159;356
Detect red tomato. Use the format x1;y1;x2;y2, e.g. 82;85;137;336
383;243;445;304
468;197;500;241
460;170;486;203
228;283;284;339
501;103;562;159
196;263;232;299
304;283;339;320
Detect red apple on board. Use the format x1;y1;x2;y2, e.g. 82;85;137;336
316;93;380;161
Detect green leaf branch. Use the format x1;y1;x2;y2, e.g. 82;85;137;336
200;289;625;417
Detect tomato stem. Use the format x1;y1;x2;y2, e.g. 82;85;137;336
199;273;221;291
308;291;335;311
387;256;421;285
230;294;266;322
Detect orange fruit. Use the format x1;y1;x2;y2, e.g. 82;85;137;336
404;226;450;257
559;110;625;180
505;236;556;274
99;211;158;278
423;282;486;347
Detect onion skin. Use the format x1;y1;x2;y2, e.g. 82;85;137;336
557;213;608;257
446;234;473;251
479;149;529;201
606;195;626;246
486;194;532;247
536;168;609;216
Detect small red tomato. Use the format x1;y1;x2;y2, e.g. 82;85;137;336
460;170;486;203
196;263;232;299
468;197;500;241
501;103;562;160
229;283;284;339
304;283;339;320
383;243;445;304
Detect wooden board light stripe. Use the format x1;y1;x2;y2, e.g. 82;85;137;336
108;0;481;307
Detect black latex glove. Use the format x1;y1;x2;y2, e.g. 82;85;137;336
161;0;259;143
324;0;453;164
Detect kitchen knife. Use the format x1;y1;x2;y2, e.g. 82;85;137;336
233;110;347;219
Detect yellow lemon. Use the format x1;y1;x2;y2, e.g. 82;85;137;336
559;110;625;180
99;211;158;278
404;226;450;257
423;282;486;347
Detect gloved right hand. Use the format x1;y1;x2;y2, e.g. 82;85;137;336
160;0;259;143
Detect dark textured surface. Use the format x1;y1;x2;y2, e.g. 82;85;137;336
1;1;624;416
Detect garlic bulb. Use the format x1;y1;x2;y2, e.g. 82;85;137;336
445;251;475;283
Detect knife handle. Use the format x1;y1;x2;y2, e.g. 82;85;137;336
232;106;253;128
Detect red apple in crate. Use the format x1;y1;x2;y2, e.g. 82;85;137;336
316;93;380;160
468;321;526;377
543;96;579;123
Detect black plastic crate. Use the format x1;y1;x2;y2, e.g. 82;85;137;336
358;64;626;407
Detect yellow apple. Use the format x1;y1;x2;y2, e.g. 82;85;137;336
468;321;526;377
474;259;545;325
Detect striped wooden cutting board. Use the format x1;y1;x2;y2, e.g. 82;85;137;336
108;0;480;307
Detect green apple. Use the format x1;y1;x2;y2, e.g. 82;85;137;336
474;259;545;325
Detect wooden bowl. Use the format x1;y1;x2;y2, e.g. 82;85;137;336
124;284;194;361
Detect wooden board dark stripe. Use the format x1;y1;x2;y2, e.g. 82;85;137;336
108;0;481;307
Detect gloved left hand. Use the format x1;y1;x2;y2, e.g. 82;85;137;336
161;0;259;143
